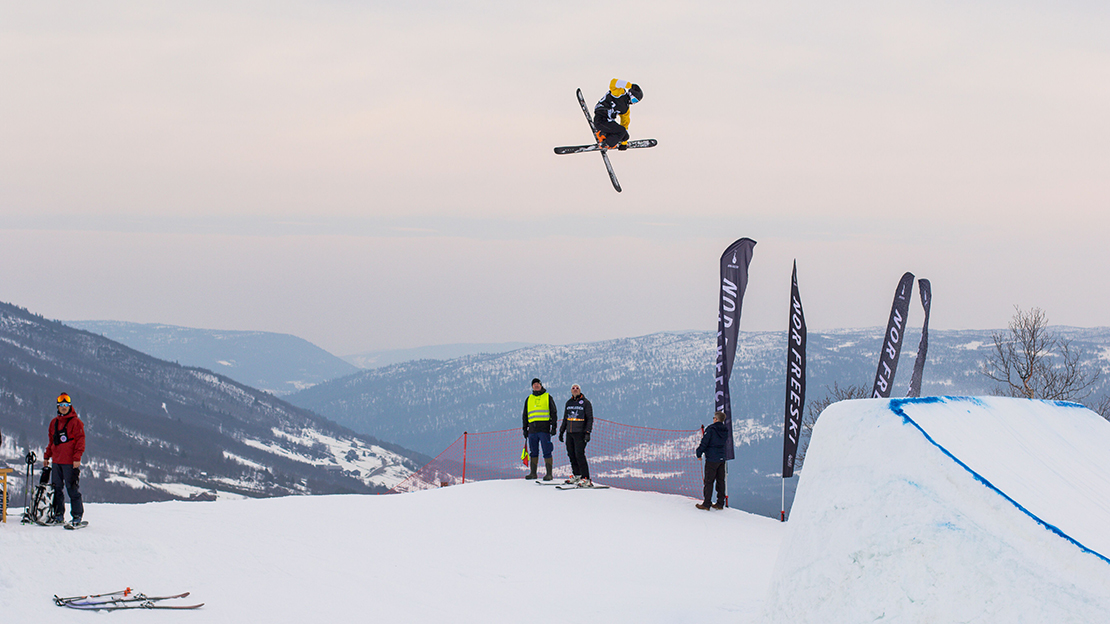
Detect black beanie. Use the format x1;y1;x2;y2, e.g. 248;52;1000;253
531;378;541;386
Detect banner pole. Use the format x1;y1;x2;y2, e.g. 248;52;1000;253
462;432;468;484
781;478;785;522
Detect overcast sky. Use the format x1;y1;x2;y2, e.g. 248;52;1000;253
2;1;1107;356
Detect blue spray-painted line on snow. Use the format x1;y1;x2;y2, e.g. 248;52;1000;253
889;396;1110;567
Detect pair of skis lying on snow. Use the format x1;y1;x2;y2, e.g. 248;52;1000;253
54;588;203;611
553;89;657;193
535;480;610;490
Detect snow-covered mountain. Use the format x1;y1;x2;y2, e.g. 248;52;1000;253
288;327;1110;516
343;341;535;369
64;320;359;395
0;301;423;502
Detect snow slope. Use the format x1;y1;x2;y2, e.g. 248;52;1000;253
764;396;1110;623
0;481;783;623
7;396;1110;623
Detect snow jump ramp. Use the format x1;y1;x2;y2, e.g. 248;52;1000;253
763;396;1110;623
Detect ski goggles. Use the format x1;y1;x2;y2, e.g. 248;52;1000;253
57;393;72;404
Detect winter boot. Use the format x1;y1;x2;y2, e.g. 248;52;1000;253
543;457;554;481
695;503;712;511
712;502;725;510
564;475;582;485
526;457;538;480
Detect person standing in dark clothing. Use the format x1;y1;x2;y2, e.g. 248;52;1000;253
522;378;558;480
559;383;594;487
695;411;729;510
44;392;85;526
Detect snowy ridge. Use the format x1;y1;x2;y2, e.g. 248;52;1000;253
0;300;423;502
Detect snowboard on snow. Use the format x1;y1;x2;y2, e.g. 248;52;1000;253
555;483;610;490
552;88;657;193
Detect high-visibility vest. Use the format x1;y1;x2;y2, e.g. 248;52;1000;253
526;392;553;422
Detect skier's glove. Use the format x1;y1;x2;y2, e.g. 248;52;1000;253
617;143;628;151
559;433;564;443
73;467;81;486
584;433;591;443
523;431;528;439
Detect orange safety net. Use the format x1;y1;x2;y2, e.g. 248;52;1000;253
390;418;704;498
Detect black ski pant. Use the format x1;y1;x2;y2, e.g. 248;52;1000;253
703;461;726;506
593;119;629;147
51;463;83;520
565;432;590;480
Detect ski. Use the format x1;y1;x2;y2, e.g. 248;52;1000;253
574;88;622;193
54;588;133;605
554;139;658;155
534;480;562;485
58;592;199;610
555;483;611;490
59;591;189;606
62;601;205;611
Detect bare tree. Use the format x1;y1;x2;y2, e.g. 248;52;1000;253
795;382;869;470
981;306;1099;401
1092;394;1110;422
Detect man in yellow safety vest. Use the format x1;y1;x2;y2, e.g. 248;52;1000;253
522;378;559;480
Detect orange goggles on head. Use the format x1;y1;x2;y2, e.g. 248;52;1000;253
57;393;72;405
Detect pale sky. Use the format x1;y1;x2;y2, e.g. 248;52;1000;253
2;1;1108;355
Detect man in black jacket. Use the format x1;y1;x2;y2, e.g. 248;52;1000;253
559;384;594;487
695;411;729;510
522;378;559;480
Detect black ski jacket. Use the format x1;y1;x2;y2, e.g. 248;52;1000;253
696;421;729;462
560;395;593;436
594;91;632;127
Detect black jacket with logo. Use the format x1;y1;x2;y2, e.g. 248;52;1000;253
560;394;594;436
593;91;632;126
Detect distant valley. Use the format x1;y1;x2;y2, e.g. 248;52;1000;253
1;302;426;503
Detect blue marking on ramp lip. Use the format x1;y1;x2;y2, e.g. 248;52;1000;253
889;397;1110;567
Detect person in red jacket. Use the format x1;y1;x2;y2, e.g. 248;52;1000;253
44;392;85;525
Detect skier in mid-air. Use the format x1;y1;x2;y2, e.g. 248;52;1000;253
593;79;643;150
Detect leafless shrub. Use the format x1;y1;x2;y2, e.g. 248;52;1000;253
981;306;1099;401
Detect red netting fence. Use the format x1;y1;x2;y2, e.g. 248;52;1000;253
390;418;704;498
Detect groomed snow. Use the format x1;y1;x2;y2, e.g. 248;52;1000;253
764;396;1110;623
6;395;1110;622
0;480;783;622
